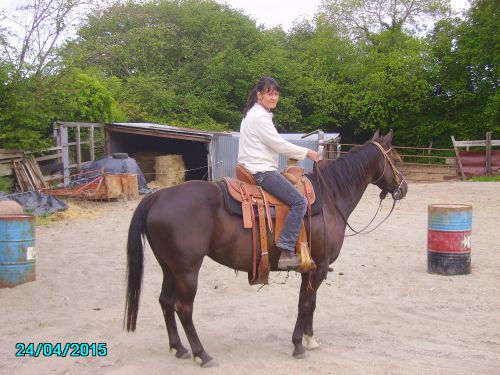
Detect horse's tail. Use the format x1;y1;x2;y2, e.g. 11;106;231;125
124;194;156;332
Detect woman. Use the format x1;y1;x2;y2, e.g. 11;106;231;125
237;77;319;270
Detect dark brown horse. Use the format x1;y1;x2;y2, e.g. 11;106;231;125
124;130;407;367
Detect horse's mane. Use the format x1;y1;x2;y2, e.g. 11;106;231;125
311;140;381;196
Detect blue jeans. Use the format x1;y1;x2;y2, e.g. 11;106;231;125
253;171;307;252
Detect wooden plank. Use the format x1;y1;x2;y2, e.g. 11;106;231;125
486;132;492;176
0;148;25;153
90;126;95;161
0;152;25;161
55;121;105;129
66;141;90;146
13;161;29;191
452;139;500;147
27;155;49;189
451;136;466;181
34;153;63;162
76;125;82;168
0;163;13;177
22;159;40;190
38;146;62;152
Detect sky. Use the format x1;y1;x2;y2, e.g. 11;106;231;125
216;0;471;31
0;0;472;34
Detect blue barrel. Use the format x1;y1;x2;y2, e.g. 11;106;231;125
0;215;36;288
427;204;472;275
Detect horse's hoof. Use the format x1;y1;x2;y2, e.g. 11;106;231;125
304;335;320;350
201;359;219;368
194;355;217;368
171;347;191;359
176;350;191;359
293;346;307;359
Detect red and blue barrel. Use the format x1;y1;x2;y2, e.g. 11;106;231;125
0;215;36;288
427;204;472;275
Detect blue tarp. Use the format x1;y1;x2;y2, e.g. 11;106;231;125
76;155;150;194
0;191;68;216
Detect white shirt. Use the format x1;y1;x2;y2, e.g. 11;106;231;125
237;103;308;174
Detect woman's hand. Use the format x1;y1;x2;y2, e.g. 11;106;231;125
307;150;320;162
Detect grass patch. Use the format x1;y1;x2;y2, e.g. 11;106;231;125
470;175;500;182
0;177;14;193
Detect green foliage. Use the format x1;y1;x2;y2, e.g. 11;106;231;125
426;0;499;146
0;176;14;193
0;68;118;149
0;0;497;151
65;0;270;130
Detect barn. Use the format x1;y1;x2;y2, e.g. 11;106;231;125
53;122;340;184
104;123;339;182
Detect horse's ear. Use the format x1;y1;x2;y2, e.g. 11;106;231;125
371;129;380;140
382;129;394;146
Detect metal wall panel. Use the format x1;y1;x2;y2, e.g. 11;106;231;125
211;135;239;180
210;134;320;181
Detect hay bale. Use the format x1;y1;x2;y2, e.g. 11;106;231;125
151;155;185;188
131;152;164;182
0;200;24;215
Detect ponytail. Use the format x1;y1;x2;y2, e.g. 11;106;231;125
244;88;258;115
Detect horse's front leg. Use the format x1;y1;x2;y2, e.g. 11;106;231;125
292;269;324;358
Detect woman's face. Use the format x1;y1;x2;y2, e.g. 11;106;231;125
257;89;279;112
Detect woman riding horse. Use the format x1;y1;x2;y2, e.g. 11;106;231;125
124;129;408;367
238;77;319;270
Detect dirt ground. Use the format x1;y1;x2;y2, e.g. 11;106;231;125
0;181;499;375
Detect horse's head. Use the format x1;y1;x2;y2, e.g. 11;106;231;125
369;129;408;201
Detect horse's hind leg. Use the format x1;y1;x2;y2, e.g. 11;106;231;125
158;265;190;359
175;268;216;368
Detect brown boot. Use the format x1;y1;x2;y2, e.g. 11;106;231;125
278;249;301;270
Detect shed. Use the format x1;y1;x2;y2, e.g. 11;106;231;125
104;123;340;182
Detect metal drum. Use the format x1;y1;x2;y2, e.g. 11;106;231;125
427;204;472;275
0;215;36;288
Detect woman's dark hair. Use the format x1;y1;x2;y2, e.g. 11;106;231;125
243;76;280;115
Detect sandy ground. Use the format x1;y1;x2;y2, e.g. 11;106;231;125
0;181;499;375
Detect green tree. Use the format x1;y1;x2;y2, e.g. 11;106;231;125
289;2;441;144
319;0;452;41
427;0;499;144
63;0;299;130
0;0;115;150
0;68;116;149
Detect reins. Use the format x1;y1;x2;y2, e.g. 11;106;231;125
314;141;400;237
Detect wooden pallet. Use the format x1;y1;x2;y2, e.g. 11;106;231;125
12;156;49;192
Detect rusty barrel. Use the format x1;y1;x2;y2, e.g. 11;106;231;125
427;204;472;275
0;215;36;288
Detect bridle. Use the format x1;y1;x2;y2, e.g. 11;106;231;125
370;141;406;201
314;138;407;279
314;140;406;238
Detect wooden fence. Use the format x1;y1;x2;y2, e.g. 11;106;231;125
0;147;63;182
0;121;105;190
325;143;458;183
2;128;497;187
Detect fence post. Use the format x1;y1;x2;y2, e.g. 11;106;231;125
61;124;70;186
451;136;466;181
486;132;492;176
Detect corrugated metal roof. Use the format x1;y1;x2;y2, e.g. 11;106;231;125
108;122;233;138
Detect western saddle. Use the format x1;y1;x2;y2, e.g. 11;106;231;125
223;161;317;285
